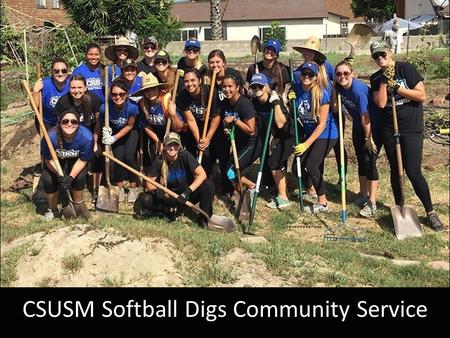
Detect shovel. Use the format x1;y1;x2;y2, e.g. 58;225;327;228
250;35;262;74
23;80;89;220
228;124;251;226
390;96;422;240
103;151;236;232
96;68;120;212
198;70;217;163
344;23;375;60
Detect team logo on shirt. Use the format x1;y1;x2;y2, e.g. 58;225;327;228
386;78;410;107
111;117;129;128
86;77;102;90
224;110;237;118
189;103;206;120
56;149;80;159
297;94;314;122
49;95;60;108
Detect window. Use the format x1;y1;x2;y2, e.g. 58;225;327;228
340;20;349;37
259;26;286;41
51;0;60;9
36;0;46;8
177;29;198;41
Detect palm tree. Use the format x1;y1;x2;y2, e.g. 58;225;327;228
210;0;223;40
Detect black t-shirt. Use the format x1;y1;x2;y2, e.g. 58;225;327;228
55;91;101;128
149;151;199;193
177;57;208;78
137;59;155;75
154;71;185;95
246;61;291;91
215;67;246;106
222;95;258;149
370;61;424;133
176;83;220;135
252;98;293;139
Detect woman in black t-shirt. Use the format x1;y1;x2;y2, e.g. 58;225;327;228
135;132;214;228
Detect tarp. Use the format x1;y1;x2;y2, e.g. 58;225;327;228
375;18;422;33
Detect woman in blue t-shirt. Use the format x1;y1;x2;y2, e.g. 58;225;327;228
32;57;70;131
292;62;337;213
333;60;382;218
98;79;140;203
40;110;94;220
117;58;142;106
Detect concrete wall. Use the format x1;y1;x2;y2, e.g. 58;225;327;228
165;35;446;57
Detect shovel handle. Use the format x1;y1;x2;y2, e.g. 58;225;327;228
337;94;347;217
164;69;182;139
103;67;113;186
36;64;43;139
198;70;217;163
391;95;405;205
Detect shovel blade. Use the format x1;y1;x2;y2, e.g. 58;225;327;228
62;202;78;220
234;190;250;224
208;215;237;233
346;23;375;48
96;185;119;213
391;205;422;240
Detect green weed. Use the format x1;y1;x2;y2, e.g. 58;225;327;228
61;254;83;274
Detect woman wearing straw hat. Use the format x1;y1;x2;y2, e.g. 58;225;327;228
293;36;348;193
132;73;184;175
104;36;139;84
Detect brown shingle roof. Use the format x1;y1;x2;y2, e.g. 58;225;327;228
326;0;364;22
172;1;228;23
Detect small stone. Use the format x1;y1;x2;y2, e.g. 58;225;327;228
7;101;28;109
240;236;268;244
431;97;445;106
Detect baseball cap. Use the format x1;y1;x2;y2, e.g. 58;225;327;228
184;39;201;50
299;62;320;75
370;40;390;56
250;73;270;87
154;50;171;64
143;36;158;47
121;58;137;69
263;38;282;55
163;132;182;146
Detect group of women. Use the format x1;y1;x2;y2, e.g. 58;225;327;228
33;35;445;232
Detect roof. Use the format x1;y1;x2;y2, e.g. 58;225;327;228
326;0;364;22
172;0;328;23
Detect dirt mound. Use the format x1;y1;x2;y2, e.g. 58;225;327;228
2;224;184;287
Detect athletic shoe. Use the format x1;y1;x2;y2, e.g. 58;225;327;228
127;187;140;203
428;213;445;232
307;203;330;214
354;194;369;208
118;187;125;202
266;196;292;209
44;209;59;221
359;201;377;218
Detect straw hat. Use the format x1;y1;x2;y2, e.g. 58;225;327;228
293;36;326;64
105;36;139;62
130;73;170;97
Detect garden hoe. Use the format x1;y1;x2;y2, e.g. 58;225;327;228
23;80;89;220
96;69;119;213
229;124;251;227
324;94;365;242
103;152;236;232
390;96;422;240
32;63;43;194
344;23;375;62
250;35;262;74
198;70;217;163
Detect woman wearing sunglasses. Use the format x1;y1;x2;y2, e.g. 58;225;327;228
97;78;140;203
333;60;381;218
292;62;337;214
32;57;70;131
177;39;207;79
104;36;139;84
72;43;105;103
137;36;159;75
40;110;93;220
153;50;184;95
134;132;214;228
250;73;295;209
369;40;445;232
132;73;184;174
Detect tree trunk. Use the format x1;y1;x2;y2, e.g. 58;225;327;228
210;0;223;40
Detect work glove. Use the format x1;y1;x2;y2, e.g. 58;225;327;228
287;90;297;101
102;134;116;145
269;90;281;106
177;69;185;77
176;187;192;205
57;175;73;190
364;137;378;154
387;79;400;94
381;63;395;84
294;142;309;155
102;127;112;140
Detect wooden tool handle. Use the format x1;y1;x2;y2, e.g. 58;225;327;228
198;70;217;163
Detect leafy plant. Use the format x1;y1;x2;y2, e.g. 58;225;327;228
351;0;395;22
263;21;286;51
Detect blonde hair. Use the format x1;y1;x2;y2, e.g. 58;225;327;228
160;146;179;187
304;61;324;120
318;64;329;89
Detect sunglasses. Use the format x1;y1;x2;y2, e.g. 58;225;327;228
61;119;79;126
165;142;180;149
144;44;157;50
53;68;68;74
116;48;128;53
372;52;387;60
186;48;200;53
111;92;127;98
336;71;351;77
301;71;316;78
250;84;264;90
155;59;168;65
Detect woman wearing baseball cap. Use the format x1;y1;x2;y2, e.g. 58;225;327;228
137;36;159;75
134;131;215;228
153;50;184;95
177;39;207;79
369;40;445;231
292;62;338;213
118;58;142;106
246;38;290;95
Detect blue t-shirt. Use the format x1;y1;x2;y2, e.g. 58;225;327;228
41;77;69;126
108;64;122;84
41;125;94;162
324;60;335;82
100;100;138;133
337;78;379;130
292;77;337;139
127;76;142;106
72;64;105;103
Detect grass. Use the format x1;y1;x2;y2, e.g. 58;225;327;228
1;242;31;287
61;254;84;274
